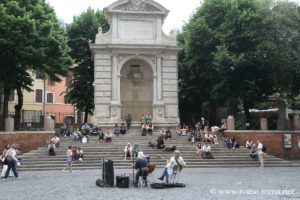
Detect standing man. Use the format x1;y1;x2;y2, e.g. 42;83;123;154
125;114;132;131
133;152;149;187
3;144;19;180
257;140;264;168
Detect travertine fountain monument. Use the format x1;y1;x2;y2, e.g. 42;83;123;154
90;0;181;127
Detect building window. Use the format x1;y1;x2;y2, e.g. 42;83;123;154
35;89;43;103
64;95;70;104
46;92;54;103
35;71;44;79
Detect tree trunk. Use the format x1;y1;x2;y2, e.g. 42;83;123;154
2;87;10;131
14;88;23;131
84;109;88;123
243;101;251;129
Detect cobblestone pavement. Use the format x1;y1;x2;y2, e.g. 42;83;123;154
0;167;299;200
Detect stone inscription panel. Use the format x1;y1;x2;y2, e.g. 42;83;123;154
118;18;155;40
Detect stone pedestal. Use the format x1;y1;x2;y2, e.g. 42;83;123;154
44;115;54;131
5;117;14;132
260;118;268;130
227;115;235;130
277;100;288;130
294;115;300;130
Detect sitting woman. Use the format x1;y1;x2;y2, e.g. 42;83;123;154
156;135;165;149
47;141;56;156
213;134;218;145
196;143;203;158
160;128;166;137
120;123;127;135
105;129;112;144
77;147;84;162
245;139;253;149
165;129;172;140
204;132;212;143
98;129;104;143
113;124;121;137
141;123;147;136
72;146;77;161
250;144;258;160
147;123;153;135
124;143;133;160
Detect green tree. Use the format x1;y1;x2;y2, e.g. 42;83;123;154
179;0;300;127
0;0;72;130
66;8;109;123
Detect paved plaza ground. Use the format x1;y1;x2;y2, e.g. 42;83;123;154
0;167;299;200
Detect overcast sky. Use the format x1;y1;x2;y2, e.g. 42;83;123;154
46;0;201;32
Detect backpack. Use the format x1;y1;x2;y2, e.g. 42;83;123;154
262;145;266;153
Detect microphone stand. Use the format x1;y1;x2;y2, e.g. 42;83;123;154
132;155;135;186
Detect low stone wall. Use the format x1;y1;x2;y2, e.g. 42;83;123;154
224;131;300;159
0;131;55;153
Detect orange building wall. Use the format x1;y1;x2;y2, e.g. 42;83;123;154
45;75;75;123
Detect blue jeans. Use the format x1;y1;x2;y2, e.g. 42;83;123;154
4;160;18;178
160;167;169;183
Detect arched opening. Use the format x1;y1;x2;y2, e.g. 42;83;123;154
120;59;153;121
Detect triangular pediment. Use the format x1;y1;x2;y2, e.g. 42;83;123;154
106;0;168;13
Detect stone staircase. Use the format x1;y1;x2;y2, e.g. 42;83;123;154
14;130;300;171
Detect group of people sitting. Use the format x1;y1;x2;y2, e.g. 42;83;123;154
46;135;60;156
141;122;153;136
70;146;84;162
196;143;214;159
124;143;143;161
224;136;240;149
113;123;127;136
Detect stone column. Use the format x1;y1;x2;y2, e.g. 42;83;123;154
153;74;157;103
44;115;54;131
227;115;235;130
112;53;118;100
260;118;268;130
156;55;162;100
5;117;14;132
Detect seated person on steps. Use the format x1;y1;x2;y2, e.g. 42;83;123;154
141;123;147;136
120;123;126;135
147;123;153;135
158;150;186;183
124;143;133;160
250;144;258;160
196;143;203;158
48;141;56;156
202;143;214;159
156;135;165;149
77;147;84;161
133;152;149;187
165;129;172;140
132;144;143;160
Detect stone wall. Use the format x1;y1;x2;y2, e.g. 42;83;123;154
225;131;300;159
0;131;54;154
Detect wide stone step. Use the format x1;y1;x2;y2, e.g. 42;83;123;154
14;134;299;171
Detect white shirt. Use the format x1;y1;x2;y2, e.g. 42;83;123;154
124;145;132;152
202;145;211;152
167;156;186;175
257;143;263;154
